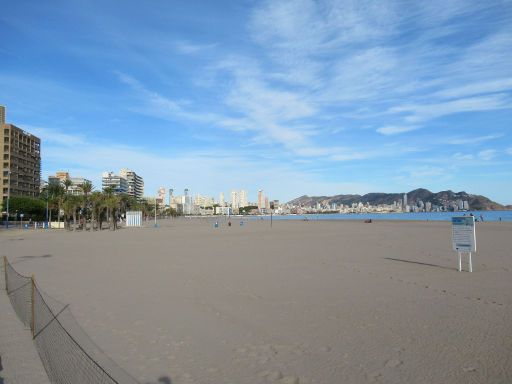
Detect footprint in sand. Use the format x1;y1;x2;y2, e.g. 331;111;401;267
384;359;403;368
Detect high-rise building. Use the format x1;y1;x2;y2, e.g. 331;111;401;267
169;188;174;206
102;172;128;194
184;188;192;215
219;192;225;206
120;168;144;200
258;190;264;211
231;190;239;209
1;107;41;210
403;193;408;212
239;190;248;208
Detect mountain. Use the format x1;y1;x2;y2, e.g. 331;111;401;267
287;189;507;211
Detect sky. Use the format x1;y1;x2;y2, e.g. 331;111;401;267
1;0;511;204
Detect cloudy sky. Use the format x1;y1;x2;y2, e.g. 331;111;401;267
1;0;511;203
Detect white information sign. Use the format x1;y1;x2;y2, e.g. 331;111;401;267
451;216;476;252
452;216;476;272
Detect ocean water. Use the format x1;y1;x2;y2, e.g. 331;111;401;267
253;210;512;222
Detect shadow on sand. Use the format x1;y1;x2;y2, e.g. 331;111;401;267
146;376;172;384
384;257;455;271
11;254;53;265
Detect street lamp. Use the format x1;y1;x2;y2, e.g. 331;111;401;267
5;170;11;229
45;186;49;229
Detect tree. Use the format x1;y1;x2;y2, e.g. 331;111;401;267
8;196;46;221
62;195;80;230
105;194;120;230
89;191;103;231
46;183;65;228
80;181;93;230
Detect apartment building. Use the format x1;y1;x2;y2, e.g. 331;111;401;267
1;106;41;210
102;171;128;194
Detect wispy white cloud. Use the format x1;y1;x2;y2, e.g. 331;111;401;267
376;125;418;135
391;94;512;123
174;41;217;55
446;134;503;145
116;71;220;123
478;149;498;161
433;79;512;99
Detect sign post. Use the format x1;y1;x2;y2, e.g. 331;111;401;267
451;216;476;272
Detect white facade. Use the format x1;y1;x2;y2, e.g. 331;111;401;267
120;168;144;200
102;172;128;194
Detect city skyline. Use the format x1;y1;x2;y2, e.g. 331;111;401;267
1;1;511;204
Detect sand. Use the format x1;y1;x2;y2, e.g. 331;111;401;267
1;218;511;384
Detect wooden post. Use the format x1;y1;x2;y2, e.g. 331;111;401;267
31;274;36;339
3;256;7;292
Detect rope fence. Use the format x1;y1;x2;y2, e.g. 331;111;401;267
3;256;139;384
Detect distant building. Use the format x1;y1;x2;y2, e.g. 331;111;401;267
102;172;128;194
239;190;248;208
231;190;239;209
219;192;225;206
48;172;91;195
403;193;408;212
156;186;166;207
184;188;192;215
120;168;144;200
258;190;264;212
1;106;41;210
169;188;174;206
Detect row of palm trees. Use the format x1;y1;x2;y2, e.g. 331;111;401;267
42;181;153;231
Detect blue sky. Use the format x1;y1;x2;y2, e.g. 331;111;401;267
1;0;511;204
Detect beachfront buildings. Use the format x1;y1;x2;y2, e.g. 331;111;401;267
102;169;144;198
48;172;92;195
102;171;128;194
120;168;144;200
1;106;41;212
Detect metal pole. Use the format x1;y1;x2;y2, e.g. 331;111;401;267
469;252;473;273
458;252;462;272
45;187;49;229
6;170;10;229
3;256;7;292
31;274;35;338
270;210;273;227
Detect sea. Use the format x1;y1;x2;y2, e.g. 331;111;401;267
252;210;512;222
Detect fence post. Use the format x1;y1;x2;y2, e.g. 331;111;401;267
3;256;7;292
31;274;36;339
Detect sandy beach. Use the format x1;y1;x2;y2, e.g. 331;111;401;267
1;219;511;384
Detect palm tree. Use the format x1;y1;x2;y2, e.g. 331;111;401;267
63;178;72;195
89;191;103;231
102;187;115;230
105;194;120;230
47;183;65;229
62;195;79;230
80;181;93;231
